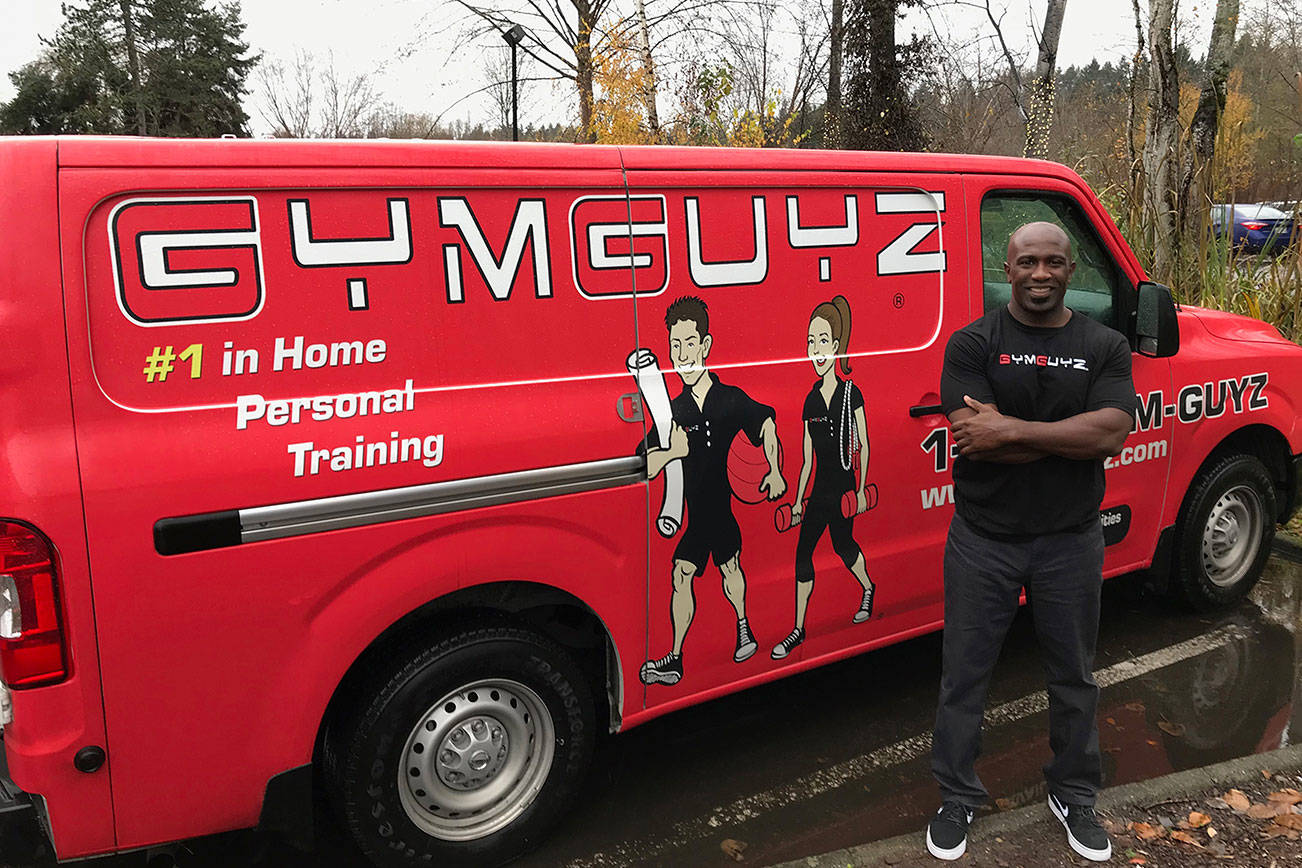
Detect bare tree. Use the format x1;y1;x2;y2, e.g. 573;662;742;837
257;51;380;138
1125;0;1145;176
1142;0;1180;282
444;0;614;141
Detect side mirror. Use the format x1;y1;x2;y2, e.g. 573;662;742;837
1135;281;1180;358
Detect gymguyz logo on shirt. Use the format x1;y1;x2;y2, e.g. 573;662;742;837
997;353;1089;371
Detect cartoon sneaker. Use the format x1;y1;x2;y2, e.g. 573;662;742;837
734;618;758;662
853;583;875;623
770;627;805;659
639;652;682;685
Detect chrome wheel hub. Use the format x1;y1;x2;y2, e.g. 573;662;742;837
398;679;554;841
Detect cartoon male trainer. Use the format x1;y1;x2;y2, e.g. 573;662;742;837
640;295;786;686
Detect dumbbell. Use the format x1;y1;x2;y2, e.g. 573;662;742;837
774;485;878;532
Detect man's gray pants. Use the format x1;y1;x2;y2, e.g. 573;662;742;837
931;513;1105;808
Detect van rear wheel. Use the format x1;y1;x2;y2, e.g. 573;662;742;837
323;625;595;868
1172;454;1276;611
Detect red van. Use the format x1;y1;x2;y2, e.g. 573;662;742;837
1;137;1298;866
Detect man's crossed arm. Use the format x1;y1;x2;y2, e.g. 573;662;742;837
949;395;1132;464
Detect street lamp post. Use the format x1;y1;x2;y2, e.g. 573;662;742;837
502;24;525;142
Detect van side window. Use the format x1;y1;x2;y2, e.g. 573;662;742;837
979;193;1121;331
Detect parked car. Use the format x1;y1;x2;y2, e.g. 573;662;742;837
1211;203;1296;253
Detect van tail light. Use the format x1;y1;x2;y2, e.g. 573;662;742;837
1241;220;1268;231
0;521;68;688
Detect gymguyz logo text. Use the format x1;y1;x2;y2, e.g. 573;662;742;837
997;353;1089;370
1133;372;1268;432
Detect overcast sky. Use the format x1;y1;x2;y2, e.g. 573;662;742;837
2;0;1216;135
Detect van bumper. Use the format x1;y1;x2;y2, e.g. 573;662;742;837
0;741;50;863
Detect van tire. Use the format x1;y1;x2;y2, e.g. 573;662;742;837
322;625;595;868
1172;454;1276;611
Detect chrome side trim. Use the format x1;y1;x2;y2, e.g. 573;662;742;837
240;456;645;544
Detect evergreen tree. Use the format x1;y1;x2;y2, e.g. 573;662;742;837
1;0;258;137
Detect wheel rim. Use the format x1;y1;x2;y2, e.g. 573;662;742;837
1200;484;1264;588
397;679;555;842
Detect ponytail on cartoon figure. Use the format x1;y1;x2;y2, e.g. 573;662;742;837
810;294;853;376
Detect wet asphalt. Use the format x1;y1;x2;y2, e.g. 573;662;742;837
11;554;1301;868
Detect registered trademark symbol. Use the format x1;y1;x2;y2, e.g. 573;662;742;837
892;293;904;308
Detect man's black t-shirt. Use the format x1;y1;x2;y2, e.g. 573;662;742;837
939;307;1136;537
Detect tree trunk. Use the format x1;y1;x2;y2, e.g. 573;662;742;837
1178;0;1239;230
1125;0;1145;180
573;0;596;142
1022;0;1066;159
826;0;844;149
867;0;898;148
633;0;659;138
118;0;147;135
1142;0;1180;283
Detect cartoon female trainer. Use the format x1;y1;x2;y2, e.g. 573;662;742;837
771;294;876;660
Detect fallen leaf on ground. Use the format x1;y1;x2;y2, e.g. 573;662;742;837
1188;811;1212;828
1267;789;1302;805
1130;822;1165;840
1223;789;1252;812
1207;826;1217;838
720;838;746;861
1262;768;1273;779
1248;803;1283;819
994;797;1015;811
1157;720;1186;736
1262;823;1300;840
1124;701;1146;712
1169;829;1203;846
1205;796;1230;811
1106;717;1116;725
1275;813;1302;830
1128;858;1146;865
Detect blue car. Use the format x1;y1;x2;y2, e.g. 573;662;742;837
1211;203;1296;254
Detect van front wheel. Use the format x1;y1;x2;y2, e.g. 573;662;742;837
324;626;595;868
1173;454;1276;610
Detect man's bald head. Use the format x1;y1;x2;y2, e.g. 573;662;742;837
1006;221;1073;263
1003;221;1076;326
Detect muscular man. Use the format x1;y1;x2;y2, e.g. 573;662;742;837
640;296;786;686
925;223;1135;862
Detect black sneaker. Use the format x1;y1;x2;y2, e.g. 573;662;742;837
734;618;758;662
1048;793;1111;861
639;652;682;685
925;801;972;861
770;627;805;659
852;583;875;623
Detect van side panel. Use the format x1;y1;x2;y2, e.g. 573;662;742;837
57;151;648;848
0;140;116;856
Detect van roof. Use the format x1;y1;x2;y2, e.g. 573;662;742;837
42;136;1081;180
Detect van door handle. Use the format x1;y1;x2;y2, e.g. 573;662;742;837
909;403;944;417
617;392;644;423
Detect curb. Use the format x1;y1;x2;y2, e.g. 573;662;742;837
1272;536;1302;564
771;743;1302;868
